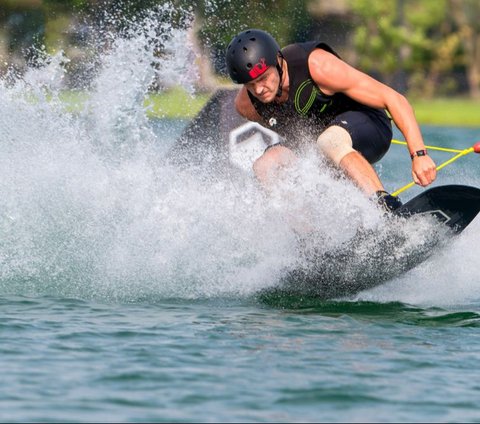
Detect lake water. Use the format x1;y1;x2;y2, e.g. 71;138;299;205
2;117;480;422
1;10;480;422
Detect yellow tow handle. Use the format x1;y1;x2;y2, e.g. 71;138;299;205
391;140;480;197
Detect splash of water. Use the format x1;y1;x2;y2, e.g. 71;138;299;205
0;5;478;305
357;217;480;306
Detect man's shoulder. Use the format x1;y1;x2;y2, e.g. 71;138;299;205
282;41;339;65
282;41;318;57
235;88;261;121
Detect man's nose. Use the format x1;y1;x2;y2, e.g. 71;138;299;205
254;83;263;95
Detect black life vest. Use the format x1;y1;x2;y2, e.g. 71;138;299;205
247;41;387;146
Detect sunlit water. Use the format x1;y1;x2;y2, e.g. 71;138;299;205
1;6;480;422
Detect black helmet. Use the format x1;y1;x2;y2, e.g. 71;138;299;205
226;29;281;84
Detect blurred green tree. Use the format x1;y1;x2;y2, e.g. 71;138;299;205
450;0;480;98
349;0;468;98
191;0;314;75
0;0;44;68
1;0;478;97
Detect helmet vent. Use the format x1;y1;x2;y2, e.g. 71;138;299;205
243;47;247;52
250;37;256;41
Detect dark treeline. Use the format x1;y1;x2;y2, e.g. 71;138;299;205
0;0;479;98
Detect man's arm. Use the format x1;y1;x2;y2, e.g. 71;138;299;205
235;87;263;121
308;49;436;187
234;87;297;186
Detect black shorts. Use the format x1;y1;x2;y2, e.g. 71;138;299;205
330;110;393;164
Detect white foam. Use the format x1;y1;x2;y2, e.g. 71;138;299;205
0;6;479;305
358;217;480;306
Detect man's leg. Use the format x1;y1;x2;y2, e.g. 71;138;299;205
253;144;297;186
317;125;401;211
316;125;384;196
339;151;384;195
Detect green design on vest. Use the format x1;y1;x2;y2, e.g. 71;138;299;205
294;79;330;116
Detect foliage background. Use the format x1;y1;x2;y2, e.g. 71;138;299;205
0;0;479;99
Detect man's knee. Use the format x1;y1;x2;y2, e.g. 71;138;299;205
253;145;297;183
316;125;355;165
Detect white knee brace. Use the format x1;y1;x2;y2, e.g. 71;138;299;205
316;125;355;165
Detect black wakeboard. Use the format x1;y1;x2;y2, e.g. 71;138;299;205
394;184;480;234
265;184;480;300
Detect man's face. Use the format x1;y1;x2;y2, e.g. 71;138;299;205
244;66;279;103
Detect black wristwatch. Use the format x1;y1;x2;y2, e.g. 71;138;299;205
410;149;428;160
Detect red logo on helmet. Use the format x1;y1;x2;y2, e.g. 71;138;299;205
249;58;268;79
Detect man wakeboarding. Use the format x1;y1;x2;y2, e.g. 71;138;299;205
225;29;437;211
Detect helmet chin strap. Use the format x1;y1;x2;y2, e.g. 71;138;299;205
275;54;284;97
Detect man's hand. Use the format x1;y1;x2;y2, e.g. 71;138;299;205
412;155;437;186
